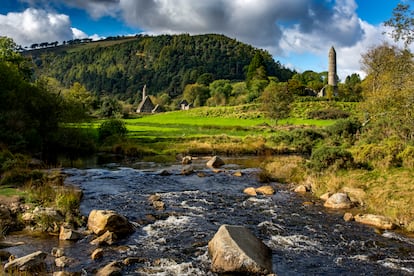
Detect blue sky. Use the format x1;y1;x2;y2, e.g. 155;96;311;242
0;0;407;80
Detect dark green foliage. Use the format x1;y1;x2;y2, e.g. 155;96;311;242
98;96;123;118
307;109;350;120
271;128;325;155
246;52;269;85
98;119;127;141
29;34;294;101
52;128;97;157
196;73;214;86
308;146;354;171
0;58;61;152
326;118;361;140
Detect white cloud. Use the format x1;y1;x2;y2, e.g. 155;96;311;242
0;8;73;46
0;8;100;46
71;27;88;39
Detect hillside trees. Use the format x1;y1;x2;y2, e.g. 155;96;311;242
30;34;294;102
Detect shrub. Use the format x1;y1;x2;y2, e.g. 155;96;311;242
308;146;354;172
326;118;361;142
352;139;405;170
271;128;324;155
307;108;350;120
98;119;127;141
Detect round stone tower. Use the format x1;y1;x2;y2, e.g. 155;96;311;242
328;46;337;87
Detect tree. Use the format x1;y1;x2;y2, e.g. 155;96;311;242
338;73;362;101
246;52;269;87
99;96;123;118
64;82;94;111
260;82;294;124
182;84;210;107
207;80;232;106
384;1;414;47
0;37;32;79
361;43;414;140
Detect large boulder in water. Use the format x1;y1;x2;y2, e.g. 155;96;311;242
206;156;225;168
208;225;273;275
87;210;134;237
4;251;47;273
324;193;353;209
354;214;397;230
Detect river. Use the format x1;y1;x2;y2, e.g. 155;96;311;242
4;156;414;275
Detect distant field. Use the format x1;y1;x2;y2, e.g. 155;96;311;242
124;106;336;140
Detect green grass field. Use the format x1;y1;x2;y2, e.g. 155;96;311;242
124;106;336;140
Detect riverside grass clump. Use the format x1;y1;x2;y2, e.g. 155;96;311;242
0;149;83;229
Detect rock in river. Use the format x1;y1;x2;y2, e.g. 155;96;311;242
324;193;353;209
4;251;47;273
208;224;273;275
87;210;134;237
206;156;225;168
354;214;397;230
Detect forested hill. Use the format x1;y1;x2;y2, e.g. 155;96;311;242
27;34;294;101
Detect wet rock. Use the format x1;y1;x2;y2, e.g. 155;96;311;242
148;194;161;202
182;156;192;165
96;261;124;276
55;256;75;268
208;224;273;275
123;257;147;265
158;169;172;176
320;192;333;201
59;225;83;241
90;230;117;246
181;165;194;175
87;210;134;237
233;171;243;177
243;187;257;196
91;248;104;260
0;250;11;261
4;250;47;273
256;185;275;195
324;193;353;209
148;194;165;211
51;247;65;258
244;186;275;196
206;156;225;168
294;185;308;193
197;172;207;177
152;200;165;211
354;214;397;230
343;212;354;222
0;241;25;249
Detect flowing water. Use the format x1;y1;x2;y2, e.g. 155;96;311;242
4;157;414;275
